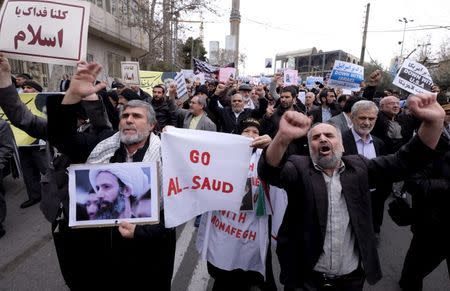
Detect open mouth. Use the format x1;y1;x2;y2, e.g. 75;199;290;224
319;145;331;156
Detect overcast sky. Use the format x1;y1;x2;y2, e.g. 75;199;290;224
185;0;450;76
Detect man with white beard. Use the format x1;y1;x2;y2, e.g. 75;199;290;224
258;93;445;290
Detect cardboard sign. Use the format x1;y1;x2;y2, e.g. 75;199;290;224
328;60;364;91
0;0;90;65
283;69;298;86
219;67;236;83
68;162;159;228
174;72;187;98
305;76;323;89
121;61;140;85
161;128;252;227
393;59;433;95
139;70;176;94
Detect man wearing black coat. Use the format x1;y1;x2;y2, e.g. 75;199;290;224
341;100;391;240
208;83;267;134
258;93;444;290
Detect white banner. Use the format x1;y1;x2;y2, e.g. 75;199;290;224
393;59;433;95
0;0;90;65
121;61;140;85
161;128;252;227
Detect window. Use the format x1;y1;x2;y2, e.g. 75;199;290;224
107;52;126;78
9;59;25;75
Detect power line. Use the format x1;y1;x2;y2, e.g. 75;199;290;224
368;25;450;33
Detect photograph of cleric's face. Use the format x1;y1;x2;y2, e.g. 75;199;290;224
69;162;159;228
240;178;254;211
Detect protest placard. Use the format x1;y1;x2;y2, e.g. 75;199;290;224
0;0;90;65
68;162;159;228
121;61;140;85
174;72;187;99
161;128;252;227
305;76;323;89
328;60;364;91
139;71;176;94
393;59;433;95
264;58;272;68
219;67;236;83
181;69;194;81
284;69;298;86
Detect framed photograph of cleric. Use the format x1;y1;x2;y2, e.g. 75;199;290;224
68;162;159;228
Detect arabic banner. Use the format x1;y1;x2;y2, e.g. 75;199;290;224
121;61;140;85
0;93;46;146
161;127;252;227
0;0;90;66
139;71;176;95
393;59;433;95
328;60;364;91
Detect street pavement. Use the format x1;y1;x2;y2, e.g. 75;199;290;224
0;175;449;290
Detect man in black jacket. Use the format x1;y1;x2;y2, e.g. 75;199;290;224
0;119;16;238
341;100;390;241
260;86;306;138
258;92;444;290
208;83;267;134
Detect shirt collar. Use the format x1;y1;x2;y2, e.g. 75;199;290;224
351;127;373;144
312;159;346;175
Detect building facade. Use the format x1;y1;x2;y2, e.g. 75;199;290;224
275;47;359;80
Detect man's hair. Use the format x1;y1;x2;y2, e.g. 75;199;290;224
122;100;157;125
16;73;32;80
153;84;166;94
231;93;243;101
351;100;379;118
342;96;364;113
281;86;297;98
379;95;399;107
319;89;332;101
196;95;207;109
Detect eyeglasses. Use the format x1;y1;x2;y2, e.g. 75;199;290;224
232;100;243;103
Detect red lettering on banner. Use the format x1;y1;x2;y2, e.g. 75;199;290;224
222;182;233;193
249;163;254;172
238;213;247;223
191;176;233;193
236;229;242;238
211;215;257;241
167;177;182;196
251;176;260;187
189;150;210;165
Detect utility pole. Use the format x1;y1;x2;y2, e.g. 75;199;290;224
230;0;240;75
359;3;370;65
399;17;414;59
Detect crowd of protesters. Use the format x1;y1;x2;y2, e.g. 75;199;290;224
0;52;449;291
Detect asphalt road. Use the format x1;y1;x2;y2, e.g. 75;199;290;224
0;175;448;290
